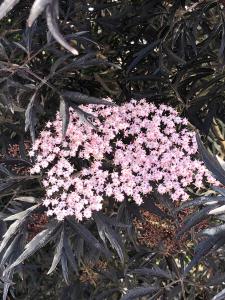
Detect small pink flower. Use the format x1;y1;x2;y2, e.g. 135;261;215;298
157;184;167;194
29;150;35;157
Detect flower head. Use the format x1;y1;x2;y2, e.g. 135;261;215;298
30;99;217;221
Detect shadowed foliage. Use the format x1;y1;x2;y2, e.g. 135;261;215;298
0;1;225;299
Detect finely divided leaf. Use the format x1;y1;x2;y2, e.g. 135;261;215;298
3;267;14;300
25;92;37;142
0;233;22;268
209;205;225;215
4;204;39;221
177;205;218;237
47;226;64;274
63;90;116;106
212;186;225;197
60;97;69;138
5;222;59;272
67;220;110;257
46;4;79;56
196;133;225;185
141;198;168;219
61;251;69;284
184;235;223;275
14;196;37;203
50;54;71;74
212;288;225;300
0;220;22;254
127;40;161;73
176;196;225;211
72;105;97;130
0;205;39;254
0;180;17;193
104;226;125;264
28;0;52;27
63;235;78;274
0;164;12;176
0;0;20;21
94;213;125;263
201;224;225;237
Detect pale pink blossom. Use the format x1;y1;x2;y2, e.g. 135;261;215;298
30;99;218;221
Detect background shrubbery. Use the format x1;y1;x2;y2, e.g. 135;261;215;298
1;0;225;299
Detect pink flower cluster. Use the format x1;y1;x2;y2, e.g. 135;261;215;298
29;99;217;221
